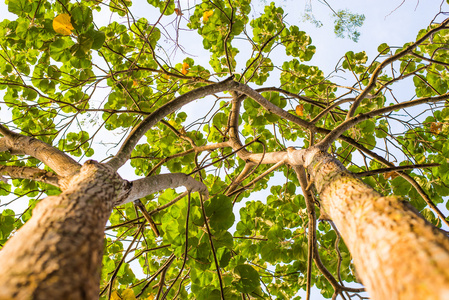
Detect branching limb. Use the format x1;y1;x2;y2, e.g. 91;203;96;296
256;87;330;109
226;163;255;195
0;165;60;187
146;141;230;177
106;77;238;170
233;82;313;131
0;126;80;177
346;17;449;118
318;92;449;150
226;92;302;165
310;98;357;124
117;173;209;206
136;254;176;298
227;160;285;197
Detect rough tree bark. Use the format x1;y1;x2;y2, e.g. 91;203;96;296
304;148;449;300
0;160;129;300
0;120;210;300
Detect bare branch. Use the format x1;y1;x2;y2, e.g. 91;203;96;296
134;200;160;237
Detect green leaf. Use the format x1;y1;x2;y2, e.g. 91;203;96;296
233;264;260;293
204;195;235;230
8;0;32;16
71;6;93;32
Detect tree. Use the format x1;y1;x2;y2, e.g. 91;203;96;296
302;0;365;42
0;0;449;299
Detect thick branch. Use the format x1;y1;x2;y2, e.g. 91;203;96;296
0;165;60;187
0;126;81;177
117;173;208;206
106;77;238;170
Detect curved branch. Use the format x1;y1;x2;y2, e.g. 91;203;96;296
233;83;314;131
0;165;60;187
318;92;449;150
346;17;449;118
106;76;238;170
226;163;254;195
116;173;208;206
0;126;81;177
356;163;440;177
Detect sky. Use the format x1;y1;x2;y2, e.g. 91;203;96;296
0;0;448;299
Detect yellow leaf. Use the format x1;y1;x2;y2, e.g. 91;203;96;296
121;288;136;300
203;10;214;22
53;13;74;36
132;79;138;87
111;291;122;300
110;289;136;300
181;62;190;75
295;104;304;116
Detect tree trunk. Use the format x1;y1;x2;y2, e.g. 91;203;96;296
307;150;449;300
0;161;127;300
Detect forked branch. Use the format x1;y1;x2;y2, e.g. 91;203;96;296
0;165;60;187
0;125;81;177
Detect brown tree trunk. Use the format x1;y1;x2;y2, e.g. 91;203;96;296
308;150;449;300
0;161;126;300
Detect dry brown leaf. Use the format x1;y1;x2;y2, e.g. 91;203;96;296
384;171;399;180
430;122;443;135
174;8;183;16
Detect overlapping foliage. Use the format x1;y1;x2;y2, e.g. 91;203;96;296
1;0;449;299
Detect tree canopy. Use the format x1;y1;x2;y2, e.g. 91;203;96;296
1;0;449;299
